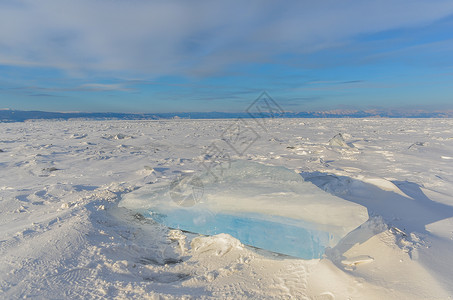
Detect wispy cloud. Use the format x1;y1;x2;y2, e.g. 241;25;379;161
7;83;133;92
1;0;453;78
28;93;64;97
77;83;133;92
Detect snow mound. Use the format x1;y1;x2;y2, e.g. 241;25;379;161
120;161;369;258
191;233;244;257
103;133;133;140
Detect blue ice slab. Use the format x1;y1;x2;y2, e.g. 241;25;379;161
143;208;331;259
120;161;368;259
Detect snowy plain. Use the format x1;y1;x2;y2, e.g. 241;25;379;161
1;118;453;299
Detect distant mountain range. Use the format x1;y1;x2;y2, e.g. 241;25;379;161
1;109;452;122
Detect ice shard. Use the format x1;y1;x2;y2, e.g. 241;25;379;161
328;133;350;148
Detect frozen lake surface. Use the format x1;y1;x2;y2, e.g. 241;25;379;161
1;118;453;299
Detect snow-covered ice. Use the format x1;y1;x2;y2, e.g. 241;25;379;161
1;118;453;299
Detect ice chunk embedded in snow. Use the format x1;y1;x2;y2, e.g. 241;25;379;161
329;133;350;148
120;161;368;259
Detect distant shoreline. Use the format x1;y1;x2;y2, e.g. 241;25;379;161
1;109;452;122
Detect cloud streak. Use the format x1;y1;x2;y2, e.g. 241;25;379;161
1;0;453;78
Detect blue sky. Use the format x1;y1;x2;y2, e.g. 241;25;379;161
1;0;453;113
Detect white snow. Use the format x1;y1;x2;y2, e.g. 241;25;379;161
1;118;453;299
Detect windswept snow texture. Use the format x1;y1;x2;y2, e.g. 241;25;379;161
1;118;453;299
120;161;368;258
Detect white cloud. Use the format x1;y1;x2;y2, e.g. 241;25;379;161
1;0;452;77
